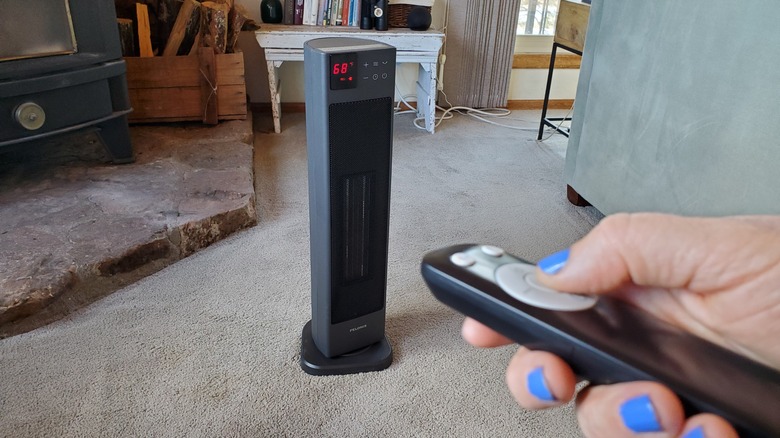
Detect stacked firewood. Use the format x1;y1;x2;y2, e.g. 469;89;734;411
115;0;257;57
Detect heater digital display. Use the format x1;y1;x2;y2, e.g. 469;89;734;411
330;52;358;90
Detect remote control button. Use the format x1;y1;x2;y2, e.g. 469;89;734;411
494;262;535;294
450;252;476;267
523;273;556;292
495;263;597;311
522;273;597;307
480;245;505;257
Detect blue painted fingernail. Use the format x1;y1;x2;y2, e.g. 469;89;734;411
620;394;662;433
538;248;570;275
682;426;705;438
527;367;556;402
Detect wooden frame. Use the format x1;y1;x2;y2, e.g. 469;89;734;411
554;0;590;52
124;50;247;124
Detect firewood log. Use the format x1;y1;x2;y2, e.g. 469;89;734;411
200;1;229;55
136;3;155;57
163;0;201;56
117;18;136;56
226;5;248;54
156;0;183;50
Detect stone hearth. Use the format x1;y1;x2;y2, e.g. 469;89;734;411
0;118;256;337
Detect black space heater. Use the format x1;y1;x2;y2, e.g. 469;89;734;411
300;38;395;375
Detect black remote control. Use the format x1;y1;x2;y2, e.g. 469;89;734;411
421;244;780;437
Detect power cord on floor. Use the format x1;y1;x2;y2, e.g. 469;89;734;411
539;102;575;141
393;82;573;138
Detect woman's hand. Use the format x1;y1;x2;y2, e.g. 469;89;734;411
463;213;780;437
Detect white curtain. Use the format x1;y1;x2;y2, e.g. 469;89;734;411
440;0;521;108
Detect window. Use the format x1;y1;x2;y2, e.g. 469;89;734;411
515;0;590;53
517;0;560;36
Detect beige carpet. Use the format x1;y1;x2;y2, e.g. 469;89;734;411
0;111;601;437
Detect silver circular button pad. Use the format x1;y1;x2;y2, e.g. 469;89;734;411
495;263;597;311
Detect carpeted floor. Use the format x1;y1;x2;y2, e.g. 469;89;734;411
0;111;601;437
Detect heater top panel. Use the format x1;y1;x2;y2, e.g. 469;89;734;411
304;38;396;105
305;37;394;53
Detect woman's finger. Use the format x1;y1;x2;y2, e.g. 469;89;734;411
679;413;739;438
461;317;513;348
504;348;577;409
575;381;685;438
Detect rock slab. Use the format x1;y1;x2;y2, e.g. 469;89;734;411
0;120;256;337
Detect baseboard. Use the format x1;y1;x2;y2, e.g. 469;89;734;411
513;53;581;70
251;100;572;112
507;99;575;110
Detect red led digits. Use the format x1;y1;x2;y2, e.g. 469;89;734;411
333;62;352;76
333;62;349;75
329;54;357;90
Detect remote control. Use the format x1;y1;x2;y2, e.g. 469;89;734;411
421;244;780;437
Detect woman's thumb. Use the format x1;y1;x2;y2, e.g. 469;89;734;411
534;213;752;295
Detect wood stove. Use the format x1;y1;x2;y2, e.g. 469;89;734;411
0;0;133;163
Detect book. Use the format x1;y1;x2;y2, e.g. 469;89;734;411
294;0;304;24
341;0;350;26
309;0;320;25
329;0;338;25
350;0;359;26
334;0;343;25
284;0;295;24
302;0;311;24
317;0;327;25
323;0;332;25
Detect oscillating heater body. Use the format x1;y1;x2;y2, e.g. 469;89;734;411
301;38;395;374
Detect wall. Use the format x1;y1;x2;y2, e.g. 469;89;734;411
235;0;579;105
511;35;580;101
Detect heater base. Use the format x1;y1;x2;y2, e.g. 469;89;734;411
300;320;392;376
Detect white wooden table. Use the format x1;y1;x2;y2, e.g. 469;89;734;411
255;25;444;133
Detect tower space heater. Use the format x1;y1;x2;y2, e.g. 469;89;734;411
301;38;395;375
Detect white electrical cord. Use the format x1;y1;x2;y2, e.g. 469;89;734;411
394;83;544;133
539;102;575;141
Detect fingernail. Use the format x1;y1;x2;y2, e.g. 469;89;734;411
527;367;556;402
682;426;705;438
538;248;570;275
619;394;663;433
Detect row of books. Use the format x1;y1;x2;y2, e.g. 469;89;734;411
287;0;365;27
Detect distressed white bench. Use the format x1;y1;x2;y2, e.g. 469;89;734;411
255;25;444;133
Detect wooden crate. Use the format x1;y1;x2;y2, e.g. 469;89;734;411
124;50;247;124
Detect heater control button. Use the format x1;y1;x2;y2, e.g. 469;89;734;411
14;102;46;131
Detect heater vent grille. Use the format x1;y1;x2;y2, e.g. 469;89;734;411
342;172;374;282
328;97;393;324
